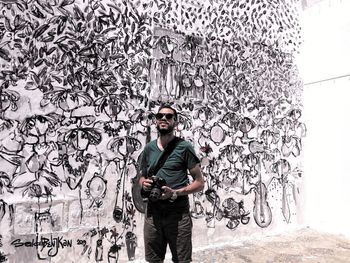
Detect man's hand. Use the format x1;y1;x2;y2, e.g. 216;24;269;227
160;186;174;200
140;178;153;191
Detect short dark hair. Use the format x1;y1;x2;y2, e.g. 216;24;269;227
157;104;178;120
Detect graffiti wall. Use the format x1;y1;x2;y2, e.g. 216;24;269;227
0;0;305;261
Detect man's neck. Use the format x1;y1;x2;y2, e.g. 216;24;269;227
157;133;175;150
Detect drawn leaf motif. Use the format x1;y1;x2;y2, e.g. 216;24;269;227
41;35;55;43
4;17;13;32
39;47;45;58
107;3;122;14
0;202;5;222
99;2;106;11
73;4;84;20
47;47;56;55
31;71;40;84
101;27;117;35
57;43;70;53
16;2;25;12
131;22;135;33
38;66;48;78
55;36;69;44
51;75;62;83
92;2;99;10
40;96;52;107
57;7;71;17
124;36;130;53
0;48;11;62
61;0;75;7
34;59;44;67
129;11;139;23
57;18;67;35
37;0;55;15
24;81;36;90
87;11;94;21
33;24;50;39
94;96;108;114
14;15;21;28
94;20;103;33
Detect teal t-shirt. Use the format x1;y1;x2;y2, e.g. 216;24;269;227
139;138;200;190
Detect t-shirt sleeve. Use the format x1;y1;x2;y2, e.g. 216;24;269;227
138;148;149;177
184;142;200;170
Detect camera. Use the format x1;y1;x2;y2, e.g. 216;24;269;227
143;176;167;202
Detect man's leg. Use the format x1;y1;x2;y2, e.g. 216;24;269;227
165;212;193;263
144;215;167;262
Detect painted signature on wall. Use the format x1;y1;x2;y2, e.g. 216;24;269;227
10;235;78;259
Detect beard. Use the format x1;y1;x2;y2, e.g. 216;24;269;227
156;123;175;135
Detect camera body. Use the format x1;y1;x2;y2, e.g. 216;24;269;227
143;176;167;202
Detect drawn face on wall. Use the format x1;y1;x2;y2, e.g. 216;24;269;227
65;128;102;152
156;107;177;135
258;108;274;127
271;159;291;177
115;138;132;157
196;107;213;122
107;137;142;159
157;35;177;55
261;130;279;145
68;130;90;151
277;117;291;133
288;109;302;121
239;117;256;133
227;145;244;164
27;116;50;137
222;112;240;130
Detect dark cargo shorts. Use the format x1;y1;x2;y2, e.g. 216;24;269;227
144;209;193;263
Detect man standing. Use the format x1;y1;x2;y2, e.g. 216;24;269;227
138;104;204;263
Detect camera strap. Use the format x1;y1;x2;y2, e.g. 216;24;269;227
148;136;183;177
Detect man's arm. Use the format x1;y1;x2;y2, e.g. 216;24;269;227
177;164;204;196
138;148;154;191
161;163;204;199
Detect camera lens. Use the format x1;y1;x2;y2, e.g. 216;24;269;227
149;187;162;202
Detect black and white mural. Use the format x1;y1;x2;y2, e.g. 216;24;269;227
0;0;305;261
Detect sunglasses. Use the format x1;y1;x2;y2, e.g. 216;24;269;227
155;113;175;120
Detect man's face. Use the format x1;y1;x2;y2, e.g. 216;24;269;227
155;108;176;135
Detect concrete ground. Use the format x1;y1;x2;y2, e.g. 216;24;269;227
189;228;350;263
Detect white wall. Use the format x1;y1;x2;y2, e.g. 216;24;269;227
303;79;350;237
297;0;350;84
298;0;350;237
